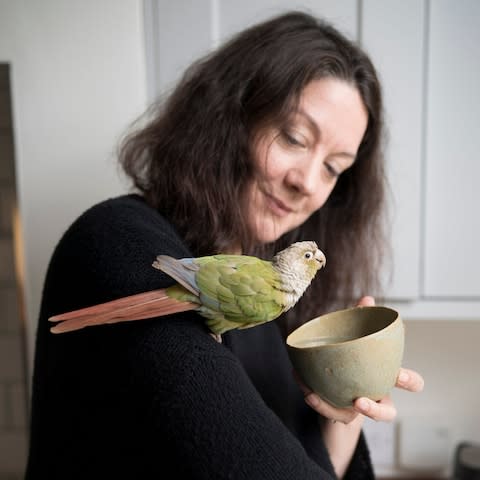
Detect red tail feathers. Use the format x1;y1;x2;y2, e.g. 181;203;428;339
48;289;197;334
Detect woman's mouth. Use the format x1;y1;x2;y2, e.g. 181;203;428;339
264;193;294;217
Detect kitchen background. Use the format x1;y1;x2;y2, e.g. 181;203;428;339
0;1;478;478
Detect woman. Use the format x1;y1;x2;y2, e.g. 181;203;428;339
26;11;423;479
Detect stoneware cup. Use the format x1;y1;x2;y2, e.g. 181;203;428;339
286;305;404;408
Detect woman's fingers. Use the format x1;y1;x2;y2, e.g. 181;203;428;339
396;367;425;392
295;371;358;423
303;390;399;423
352;368;424;421
304;391;359;424
347;368;424;422
356;296;375;307
353;396;397;422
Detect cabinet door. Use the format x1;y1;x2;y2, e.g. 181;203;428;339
217;0;357;41
146;1;358;101
361;0;425;301
144;0;214;100
423;0;480;298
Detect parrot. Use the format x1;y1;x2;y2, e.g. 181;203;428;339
48;241;326;337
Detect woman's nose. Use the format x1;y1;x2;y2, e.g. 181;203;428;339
285;158;321;196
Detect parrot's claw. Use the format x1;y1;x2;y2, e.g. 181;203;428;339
210;333;222;343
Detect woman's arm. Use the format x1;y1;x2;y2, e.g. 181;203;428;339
321;415;364;478
301;381;363;478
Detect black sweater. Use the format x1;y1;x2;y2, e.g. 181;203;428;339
25;194;374;479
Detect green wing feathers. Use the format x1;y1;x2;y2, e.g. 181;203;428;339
192;255;286;333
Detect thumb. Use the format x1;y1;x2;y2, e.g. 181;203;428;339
356;296;375;307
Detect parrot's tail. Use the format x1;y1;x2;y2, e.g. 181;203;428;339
48;289;197;334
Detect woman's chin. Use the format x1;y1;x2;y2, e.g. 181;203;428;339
253;225;291;245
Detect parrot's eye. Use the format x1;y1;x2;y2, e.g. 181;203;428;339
304;251;313;259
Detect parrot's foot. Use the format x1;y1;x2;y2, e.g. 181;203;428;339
209;333;222;343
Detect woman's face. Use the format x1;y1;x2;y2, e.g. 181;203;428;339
246;77;368;244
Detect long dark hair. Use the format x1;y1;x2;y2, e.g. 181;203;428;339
118;11;389;332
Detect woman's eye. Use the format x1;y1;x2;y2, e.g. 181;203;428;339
325;163;339;179
282;131;305;148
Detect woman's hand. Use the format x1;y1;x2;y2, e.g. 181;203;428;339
298;296;425;424
300;366;424;423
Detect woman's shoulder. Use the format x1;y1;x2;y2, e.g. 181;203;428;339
76;194;179;239
44;194;191;301
59;194;190;258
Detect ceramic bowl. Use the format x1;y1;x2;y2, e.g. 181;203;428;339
286;306;404;408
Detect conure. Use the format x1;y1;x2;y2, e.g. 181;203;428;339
48;241;326;336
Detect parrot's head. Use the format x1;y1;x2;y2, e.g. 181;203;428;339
273;241;326;303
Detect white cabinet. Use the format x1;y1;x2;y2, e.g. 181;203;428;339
145;0;358;97
216;0;358;41
361;0;480;318
144;0;480;319
423;0;480;299
361;0;425;301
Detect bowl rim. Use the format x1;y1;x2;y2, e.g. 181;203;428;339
286;305;402;350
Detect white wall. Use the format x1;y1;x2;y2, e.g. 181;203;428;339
0;0;147;377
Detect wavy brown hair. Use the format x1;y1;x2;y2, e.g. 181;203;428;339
118;11;390;332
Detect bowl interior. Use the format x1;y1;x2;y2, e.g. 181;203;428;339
286;306;399;349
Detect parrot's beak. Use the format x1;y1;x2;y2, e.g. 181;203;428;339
315;250;327;268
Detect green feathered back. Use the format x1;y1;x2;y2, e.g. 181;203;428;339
166;254;286;334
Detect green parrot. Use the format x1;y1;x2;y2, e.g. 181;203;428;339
49;241;326;336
